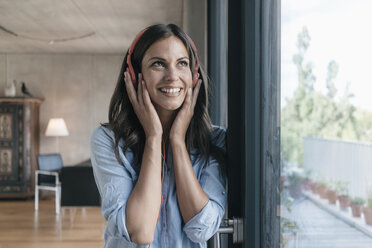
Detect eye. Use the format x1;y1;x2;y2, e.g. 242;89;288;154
178;60;189;67
152;61;165;67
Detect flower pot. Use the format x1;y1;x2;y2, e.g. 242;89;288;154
4;80;17;97
351;205;363;217
339;196;350;211
318;186;328;199
327;190;337;205
303;179;313;191
311;183;318;194
288;185;302;199
364;208;372;225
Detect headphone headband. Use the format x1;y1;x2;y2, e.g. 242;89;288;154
186;34;200;87
126;28;148;88
126;28;200;88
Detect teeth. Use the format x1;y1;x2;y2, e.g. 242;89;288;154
160;88;181;93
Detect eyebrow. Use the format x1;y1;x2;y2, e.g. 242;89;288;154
148;56;189;61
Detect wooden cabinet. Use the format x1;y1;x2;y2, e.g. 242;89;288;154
0;97;43;198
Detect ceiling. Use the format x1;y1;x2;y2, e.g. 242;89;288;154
0;0;183;54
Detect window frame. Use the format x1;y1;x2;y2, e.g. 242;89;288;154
217;0;281;247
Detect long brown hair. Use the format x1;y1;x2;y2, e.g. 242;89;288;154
106;24;225;171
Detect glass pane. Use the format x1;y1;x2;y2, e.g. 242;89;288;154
281;1;372;247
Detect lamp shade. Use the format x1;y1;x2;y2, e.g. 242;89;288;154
45;118;69;136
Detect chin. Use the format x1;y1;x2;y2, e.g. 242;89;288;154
163;103;183;111
154;96;185;112
153;100;183;112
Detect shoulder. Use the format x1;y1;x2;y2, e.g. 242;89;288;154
90;125;116;150
211;125;226;150
90;126;135;167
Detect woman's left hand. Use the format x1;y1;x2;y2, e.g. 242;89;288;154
169;79;202;142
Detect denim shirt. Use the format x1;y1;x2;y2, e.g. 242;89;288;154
90;126;227;248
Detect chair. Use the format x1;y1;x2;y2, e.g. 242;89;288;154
34;153;63;214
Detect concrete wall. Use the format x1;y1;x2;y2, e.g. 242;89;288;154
0;1;208;166
182;0;208;68
0;54;122;165
303;137;372;200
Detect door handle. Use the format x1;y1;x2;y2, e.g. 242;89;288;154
213;218;244;248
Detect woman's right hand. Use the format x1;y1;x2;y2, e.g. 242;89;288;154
124;70;163;139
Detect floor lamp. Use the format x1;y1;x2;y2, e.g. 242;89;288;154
45;118;69;153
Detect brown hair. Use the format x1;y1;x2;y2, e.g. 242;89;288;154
105;23;225;171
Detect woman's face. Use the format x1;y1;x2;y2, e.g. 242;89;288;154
141;35;193;114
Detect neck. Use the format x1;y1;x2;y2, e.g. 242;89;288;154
156;108;177;141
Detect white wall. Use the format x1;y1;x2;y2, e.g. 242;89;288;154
303;136;372;199
183;0;207;68
0;54;122;165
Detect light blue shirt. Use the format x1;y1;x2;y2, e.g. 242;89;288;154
90;126;227;248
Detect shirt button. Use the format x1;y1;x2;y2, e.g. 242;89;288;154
222;191;226;195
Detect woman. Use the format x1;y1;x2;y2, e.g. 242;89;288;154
90;23;226;248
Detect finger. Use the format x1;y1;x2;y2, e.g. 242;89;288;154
125;70;138;106
137;73;144;107
142;79;152;108
183;87;192;110
191;79;202;109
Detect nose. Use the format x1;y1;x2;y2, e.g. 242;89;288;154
164;65;179;82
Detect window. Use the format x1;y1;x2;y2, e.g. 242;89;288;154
281;1;372;247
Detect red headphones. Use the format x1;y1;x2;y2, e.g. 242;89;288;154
126;28;200;88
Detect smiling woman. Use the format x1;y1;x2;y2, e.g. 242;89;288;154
90;24;227;248
141;36;193;113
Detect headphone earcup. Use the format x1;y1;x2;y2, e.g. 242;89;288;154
127;65;137;88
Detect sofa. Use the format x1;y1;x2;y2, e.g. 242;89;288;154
60;159;101;207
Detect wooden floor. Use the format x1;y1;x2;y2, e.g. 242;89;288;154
0;199;105;248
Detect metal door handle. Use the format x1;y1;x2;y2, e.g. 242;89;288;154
213;218;244;248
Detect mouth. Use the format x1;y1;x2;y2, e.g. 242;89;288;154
158;87;183;96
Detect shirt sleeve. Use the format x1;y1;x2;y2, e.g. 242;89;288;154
183;127;227;243
90;126;137;245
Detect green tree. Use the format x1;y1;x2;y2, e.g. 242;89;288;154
281;26;372;167
282;27;316;166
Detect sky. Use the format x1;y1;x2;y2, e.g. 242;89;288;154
281;0;372;112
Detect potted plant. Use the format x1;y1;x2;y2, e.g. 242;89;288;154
326;180;338;205
311;181;318;194
350;197;365;218
287;171;303;199
336;180;350;211
310;173;323;195
280;192;299;247
302;168;313;191
363;188;372;225
318;180;328;199
281;217;298;247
